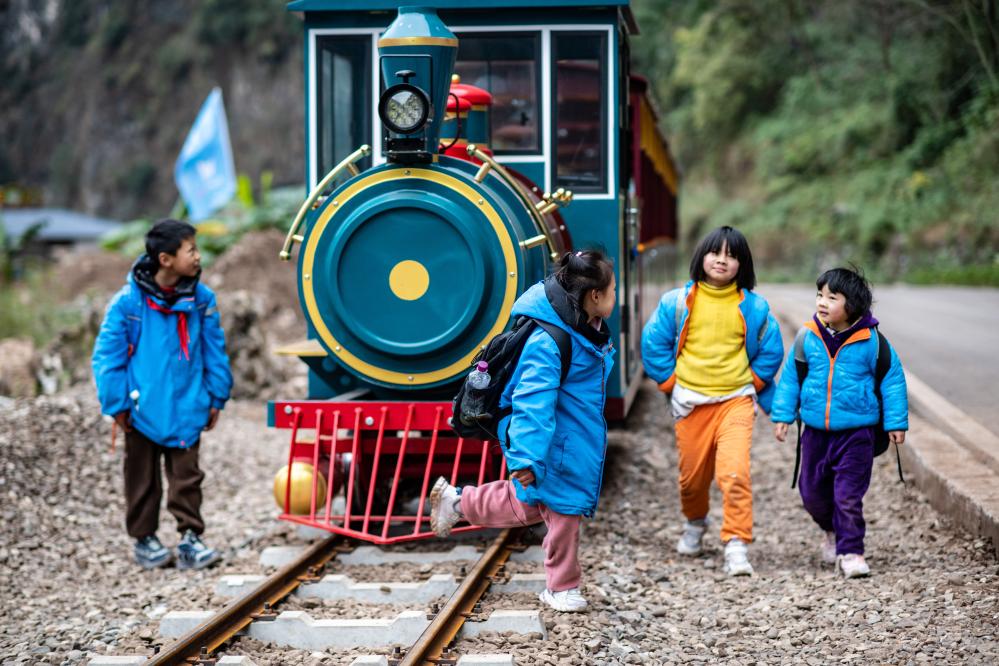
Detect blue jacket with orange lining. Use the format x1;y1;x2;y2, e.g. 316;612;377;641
640;281;785;414
770;319;908;431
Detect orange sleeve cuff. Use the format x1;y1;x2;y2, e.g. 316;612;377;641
658;375;677;393
750;370;766;392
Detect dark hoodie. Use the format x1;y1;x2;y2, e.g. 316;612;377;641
131;254;200;305
543;275;611;348
814;311;879;357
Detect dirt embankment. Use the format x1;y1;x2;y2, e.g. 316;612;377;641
1;229;308;401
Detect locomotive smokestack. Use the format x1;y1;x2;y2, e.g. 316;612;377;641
377;6;458;163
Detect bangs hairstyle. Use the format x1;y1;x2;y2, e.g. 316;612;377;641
816;266;873;321
553;248;615;312
146;218;197;263
688;226;756;290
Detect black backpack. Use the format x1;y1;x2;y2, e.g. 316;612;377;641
790;327;905;487
451;316;572;441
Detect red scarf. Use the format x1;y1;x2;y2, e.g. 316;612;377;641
146;297;190;360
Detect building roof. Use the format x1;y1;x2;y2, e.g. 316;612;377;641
1;208;121;243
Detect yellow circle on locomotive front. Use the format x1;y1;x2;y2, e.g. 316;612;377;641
389;259;430;301
300;167;517;386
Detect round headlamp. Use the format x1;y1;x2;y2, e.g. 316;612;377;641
379;83;431;134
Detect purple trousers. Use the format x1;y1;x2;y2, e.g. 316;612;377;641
798;426;874;555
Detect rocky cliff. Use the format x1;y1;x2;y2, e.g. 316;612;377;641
1;0;305;220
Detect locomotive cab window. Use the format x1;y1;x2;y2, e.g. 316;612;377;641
316;35;372;178
454;33;541;155
553;32;607;193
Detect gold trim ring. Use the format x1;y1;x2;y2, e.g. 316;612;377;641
377;36;458;48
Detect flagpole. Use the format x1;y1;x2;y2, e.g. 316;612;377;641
170;197;187;220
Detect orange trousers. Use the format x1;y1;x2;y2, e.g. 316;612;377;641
674;396;755;543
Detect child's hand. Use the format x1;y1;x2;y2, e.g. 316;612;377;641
510;469;535;489
114;411;132;433
204;407;220;431
889;430;905;445
774;422;789;442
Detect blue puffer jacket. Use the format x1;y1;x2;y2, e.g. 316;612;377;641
92;262;233;448
771;321;908;431
640;281;785;413
497;281;615;517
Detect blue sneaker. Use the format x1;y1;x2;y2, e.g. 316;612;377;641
134;535;173;569
176;530;223;570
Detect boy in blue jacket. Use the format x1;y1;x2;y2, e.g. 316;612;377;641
771;267;907;579
92;219;233;569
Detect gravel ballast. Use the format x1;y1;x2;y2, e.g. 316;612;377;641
1;381;997;665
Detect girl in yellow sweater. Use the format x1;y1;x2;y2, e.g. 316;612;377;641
641;227;784;575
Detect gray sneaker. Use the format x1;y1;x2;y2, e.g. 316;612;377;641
429;477;463;537
676;518;707;556
723;537;754;576
176;530;222;570
134;535;173;569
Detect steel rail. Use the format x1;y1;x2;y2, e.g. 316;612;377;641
398;528;524;666
145;535;346;666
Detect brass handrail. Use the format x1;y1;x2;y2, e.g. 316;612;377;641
466;144;571;261
280;144;372;261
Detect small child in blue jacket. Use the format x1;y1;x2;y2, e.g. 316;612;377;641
771;267;907;578
92;219;233;569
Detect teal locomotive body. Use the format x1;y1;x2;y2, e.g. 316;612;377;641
269;2;678;542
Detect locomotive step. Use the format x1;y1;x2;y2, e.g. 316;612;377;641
216;572;546;603
260;543;544;568
160;609;546;650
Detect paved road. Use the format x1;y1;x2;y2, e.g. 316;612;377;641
761;284;999;438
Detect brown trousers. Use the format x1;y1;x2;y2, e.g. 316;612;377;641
124;428;205;538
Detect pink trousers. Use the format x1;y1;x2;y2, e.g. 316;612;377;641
460;480;582;592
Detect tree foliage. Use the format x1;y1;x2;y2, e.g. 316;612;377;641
632;0;999;283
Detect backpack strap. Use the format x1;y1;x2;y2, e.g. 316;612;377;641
122;285;143;357
790;327;809;489
873;329;905;483
533;319;573;384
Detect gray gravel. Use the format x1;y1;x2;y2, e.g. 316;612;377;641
2;380;998;665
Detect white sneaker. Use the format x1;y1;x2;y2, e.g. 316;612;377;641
676;518;708;556
429;477;462;537
723;538;754;576
821;531;837;565
539;587;588;612
838;553;870;579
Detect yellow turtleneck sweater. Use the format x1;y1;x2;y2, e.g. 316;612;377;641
675;281;753;396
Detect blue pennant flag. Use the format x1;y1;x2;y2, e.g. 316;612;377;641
174;87;236;221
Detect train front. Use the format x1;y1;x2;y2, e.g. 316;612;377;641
269;7;572;543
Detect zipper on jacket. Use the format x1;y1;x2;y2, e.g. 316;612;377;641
592;346;611;514
821;331;872;430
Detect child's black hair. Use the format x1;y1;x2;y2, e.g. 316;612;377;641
146;219;197;265
688;226;756;291
553;248;615;312
816;266;873;321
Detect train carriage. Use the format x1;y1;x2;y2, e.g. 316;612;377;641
269;0;679;543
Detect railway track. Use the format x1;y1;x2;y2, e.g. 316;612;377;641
91;528;546;666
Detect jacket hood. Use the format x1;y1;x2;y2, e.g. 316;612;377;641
130;254;200;304
511;280;610;353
